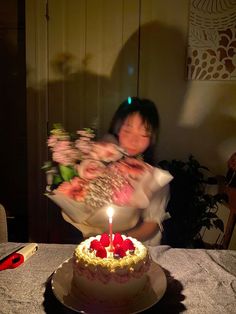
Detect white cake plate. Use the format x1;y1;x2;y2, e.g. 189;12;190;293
51;258;167;314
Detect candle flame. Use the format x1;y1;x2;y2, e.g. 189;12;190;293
106;206;114;218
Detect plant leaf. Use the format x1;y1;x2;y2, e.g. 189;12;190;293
213;219;224;232
59;165;76;181
202;219;213;229
41;161;53;171
204;212;218;219
53;174;63;185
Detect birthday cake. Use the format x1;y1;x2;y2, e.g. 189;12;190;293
72;233;151;304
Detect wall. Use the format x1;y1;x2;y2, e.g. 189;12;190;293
137;0;236;176
137;0;236;248
25;0;236;245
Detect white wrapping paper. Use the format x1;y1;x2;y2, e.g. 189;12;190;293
46;167;173;237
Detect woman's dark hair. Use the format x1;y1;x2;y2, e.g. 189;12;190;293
108;97;160;165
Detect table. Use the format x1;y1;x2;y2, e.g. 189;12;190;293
0;243;236;313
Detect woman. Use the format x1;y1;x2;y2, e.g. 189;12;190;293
106;97;172;245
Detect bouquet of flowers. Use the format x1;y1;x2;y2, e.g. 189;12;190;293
43;124;173;237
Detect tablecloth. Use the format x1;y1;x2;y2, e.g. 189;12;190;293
0;243;235;313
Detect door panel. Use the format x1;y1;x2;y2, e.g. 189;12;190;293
48;0;86;132
46;0;140;242
47;0;139;135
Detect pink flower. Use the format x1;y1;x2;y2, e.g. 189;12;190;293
76;159;106;180
77;130;95;138
90;142;123;162
52;140;79;165
111;157;152;180
56;177;88;201
47;135;59;148
112;183;134;206
75;137;93;155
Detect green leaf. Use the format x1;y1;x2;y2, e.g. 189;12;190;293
41;161;52;171
204;212;218;219
202;219;212;229
213;219;224;232
53;123;63;129
59;165;76;181
53;174;63;185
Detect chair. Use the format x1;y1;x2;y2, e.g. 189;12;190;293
221;152;236;249
0;204;8;243
222;186;236;249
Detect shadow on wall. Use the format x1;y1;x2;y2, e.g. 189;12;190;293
112;20;189;160
180;81;236;174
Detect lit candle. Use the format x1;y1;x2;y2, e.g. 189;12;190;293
107;206;114;251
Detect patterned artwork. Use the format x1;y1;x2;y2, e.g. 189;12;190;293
187;0;236;80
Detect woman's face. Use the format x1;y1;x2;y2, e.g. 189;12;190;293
118;113;151;156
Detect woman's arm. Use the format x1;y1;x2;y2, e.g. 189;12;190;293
125;221;160;242
125;183;171;243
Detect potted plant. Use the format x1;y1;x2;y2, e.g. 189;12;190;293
158;155;225;248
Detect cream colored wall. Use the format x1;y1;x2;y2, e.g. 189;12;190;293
137;0;236;248
137;0;236;176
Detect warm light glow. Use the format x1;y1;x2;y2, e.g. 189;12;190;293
107;206;114;251
106;206;114;219
179;82;224;127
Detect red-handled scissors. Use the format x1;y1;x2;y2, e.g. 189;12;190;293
0;243;38;271
0;252;24;270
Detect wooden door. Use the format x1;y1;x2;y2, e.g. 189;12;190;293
26;0;140;242
47;0;140;134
